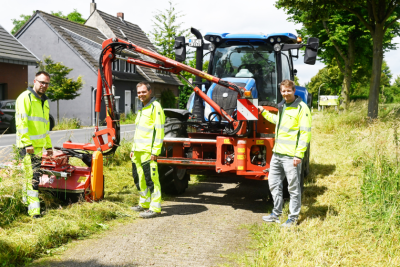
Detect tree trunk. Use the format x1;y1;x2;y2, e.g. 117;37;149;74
341;34;355;111
57;99;59;124
368;24;384;119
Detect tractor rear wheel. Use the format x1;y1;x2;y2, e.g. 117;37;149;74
158;117;190;195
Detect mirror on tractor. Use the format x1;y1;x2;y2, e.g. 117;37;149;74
175;36;186;62
304;37;319;65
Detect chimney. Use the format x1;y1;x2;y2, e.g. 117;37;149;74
117;12;124;19
90;0;96;15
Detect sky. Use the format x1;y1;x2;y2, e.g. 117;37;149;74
1;0;399;85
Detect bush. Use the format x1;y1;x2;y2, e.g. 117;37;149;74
120;112;136;124
160;89;177;108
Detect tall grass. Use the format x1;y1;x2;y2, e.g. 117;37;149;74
119;112;136;125
52;118;81;131
0;139;138;266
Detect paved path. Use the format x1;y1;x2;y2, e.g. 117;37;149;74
36;176;269;267
0;124;135;163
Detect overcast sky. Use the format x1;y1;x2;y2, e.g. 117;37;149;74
1;0;399;85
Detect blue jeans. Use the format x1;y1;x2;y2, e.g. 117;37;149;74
268;153;302;221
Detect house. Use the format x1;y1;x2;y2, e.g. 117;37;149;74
0;24;39;100
14;4;182;126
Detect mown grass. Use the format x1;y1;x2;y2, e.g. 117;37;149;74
0;139;139;266
52;118;81;131
233;101;400;266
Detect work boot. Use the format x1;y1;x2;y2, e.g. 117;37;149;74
139;210;160;219
262;213;280;223
32;215;41;219
131;205;146;212
280;218;297;228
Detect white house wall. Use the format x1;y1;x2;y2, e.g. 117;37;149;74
18;16;97;126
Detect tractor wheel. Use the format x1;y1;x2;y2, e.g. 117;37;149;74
161;167;189;195
158;117;189;195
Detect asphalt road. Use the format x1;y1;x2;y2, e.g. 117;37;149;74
0;124;136;163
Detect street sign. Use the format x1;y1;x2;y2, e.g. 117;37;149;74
188;39;203;47
237;99;258;121
319;95;339;106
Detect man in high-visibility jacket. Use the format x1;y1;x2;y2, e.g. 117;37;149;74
130;82;165;219
258;79;311;228
16;71;53;219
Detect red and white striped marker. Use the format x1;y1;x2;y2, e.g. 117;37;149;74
237;99;258;121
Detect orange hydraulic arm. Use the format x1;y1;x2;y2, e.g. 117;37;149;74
63;37;247;153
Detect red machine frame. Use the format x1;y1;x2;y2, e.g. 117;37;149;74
62;37;279;181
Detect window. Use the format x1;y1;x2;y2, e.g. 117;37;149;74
112;59;120;71
281;51;291;81
211;43;278;103
125;61;136;73
5;101;15;110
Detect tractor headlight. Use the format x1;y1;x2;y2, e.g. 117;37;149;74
210;36;215;42
269;37;275;43
215;37;221;42
209;42;215;51
274;43;281;52
277;37;281;43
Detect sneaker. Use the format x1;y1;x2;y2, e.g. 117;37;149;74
32;215;41;219
130;205;146;212
280;218;297;228
262;213;280;223
139;210;160;219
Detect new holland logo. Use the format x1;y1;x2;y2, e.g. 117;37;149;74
237;99;259;121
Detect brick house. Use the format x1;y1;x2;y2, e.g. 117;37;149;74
0;24;39;100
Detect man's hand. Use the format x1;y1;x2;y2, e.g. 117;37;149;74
26;146;34;154
293;157;302;167
46;148;53;157
151;154;157;161
258;106;265;113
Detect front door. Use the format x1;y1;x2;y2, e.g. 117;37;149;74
125;90;131;115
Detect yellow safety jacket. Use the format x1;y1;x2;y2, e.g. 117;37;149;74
132;97;165;156
15;88;52;149
261;96;311;159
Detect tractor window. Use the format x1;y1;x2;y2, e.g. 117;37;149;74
281;51;291;81
211;43;278;103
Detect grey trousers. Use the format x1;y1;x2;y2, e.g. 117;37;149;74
268;153;302;220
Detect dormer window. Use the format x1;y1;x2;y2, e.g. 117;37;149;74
112;59;120;71
125;60;136;73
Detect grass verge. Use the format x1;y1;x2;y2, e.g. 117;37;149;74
119;112;136;125
233;101;400;266
0;139;139;266
52;118;81;131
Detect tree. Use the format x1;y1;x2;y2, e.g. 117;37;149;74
276;0;400;118
294;76;300;86
149;1;208;108
149;1;191;59
11;12;35;35
11;9;85;35
38;56;83;123
335;0;400;118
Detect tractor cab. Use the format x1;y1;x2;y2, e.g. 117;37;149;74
187;32;311;124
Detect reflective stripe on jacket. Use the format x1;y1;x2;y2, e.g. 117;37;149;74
15;88;52;149
132;98;165;156
261;96;311;159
